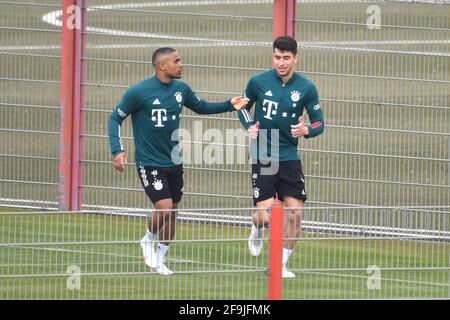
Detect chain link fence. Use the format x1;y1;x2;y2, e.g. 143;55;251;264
0;0;449;300
0;0;448;211
1;207;448;299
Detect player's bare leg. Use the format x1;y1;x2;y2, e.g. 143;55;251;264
152;199;177;244
252;198;272;228
248;198;272;256
140;204;163;270
280;196;303;278
140;198;175;275
151;198;176;275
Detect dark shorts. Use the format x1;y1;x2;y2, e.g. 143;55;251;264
251;160;307;205
137;164;183;204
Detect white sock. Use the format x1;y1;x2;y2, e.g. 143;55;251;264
252;224;264;237
282;248;293;266
156;243;170;265
146;228;156;241
258;226;265;237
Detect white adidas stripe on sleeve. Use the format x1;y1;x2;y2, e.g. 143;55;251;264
240;109;252;123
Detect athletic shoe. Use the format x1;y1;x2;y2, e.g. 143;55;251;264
248;225;264;256
156;263;174;276
282;264;296;278
140;235;157;269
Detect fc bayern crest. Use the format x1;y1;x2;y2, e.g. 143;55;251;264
253;187;260;199
153;180;163;191
290;90;300;102
174;91;182;103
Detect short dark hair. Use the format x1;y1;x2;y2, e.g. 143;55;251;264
273;36;298;55
152;47;176;67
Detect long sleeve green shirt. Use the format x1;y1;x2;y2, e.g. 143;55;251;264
108;76;234;167
238;69;324;161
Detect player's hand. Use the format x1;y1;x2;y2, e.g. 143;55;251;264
291;116;309;138
113;152;128;172
230;96;250;110
247;121;260;139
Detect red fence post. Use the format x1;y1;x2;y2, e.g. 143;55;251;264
273;0;297;39
59;0;86;211
59;0;76;211
286;0;297;38
268;204;284;300
268;4;296;297
70;0;86;211
273;0;287;40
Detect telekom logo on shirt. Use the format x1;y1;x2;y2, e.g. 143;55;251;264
151;109;167;127
262;99;278;120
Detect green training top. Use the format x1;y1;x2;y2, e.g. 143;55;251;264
238;69;324;161
108;76;235;167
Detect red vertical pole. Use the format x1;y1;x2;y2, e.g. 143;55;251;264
273;0;297;39
268;204;284;300
286;0;297;38
70;0;86;211
79;1;87;211
59;0;85;211
59;0;77;211
273;0;287;40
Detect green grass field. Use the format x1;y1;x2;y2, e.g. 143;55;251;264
1;211;448;299
1;1;449;210
0;0;449;299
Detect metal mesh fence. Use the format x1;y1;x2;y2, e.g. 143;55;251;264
1;207;448;299
81;0;274;211
296;0;450;209
0;0;62;209
0;0;449;300
0;0;448;211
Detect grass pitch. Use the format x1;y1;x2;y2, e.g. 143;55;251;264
1;210;448;299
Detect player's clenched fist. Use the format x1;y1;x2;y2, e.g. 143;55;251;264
247;121;260;139
290;116;309;138
113;152;128;172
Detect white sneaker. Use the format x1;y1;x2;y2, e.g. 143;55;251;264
156;263;174;276
282;264;296;278
248;225;264;256
140;235;157;269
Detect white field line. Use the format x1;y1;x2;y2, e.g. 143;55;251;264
0;42;259;51
1;0;449;55
3;245;448;289
3;39;450;52
302;271;450;288
2;244;257;270
1;198;449;241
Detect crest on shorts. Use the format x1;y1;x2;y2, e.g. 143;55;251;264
290;90;300;102
153;179;163;191
253;187;260;199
